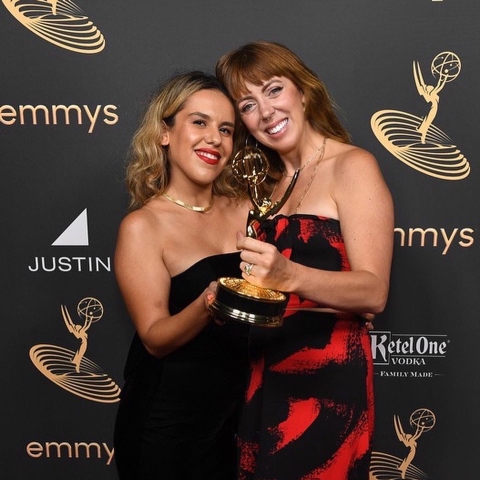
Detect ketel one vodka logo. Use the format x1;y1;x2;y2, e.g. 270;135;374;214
371;331;448;377
3;0;105;54
30;297;121;403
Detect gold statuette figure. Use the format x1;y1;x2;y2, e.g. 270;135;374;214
210;143;298;327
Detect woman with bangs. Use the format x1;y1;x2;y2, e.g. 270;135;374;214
215;42;394;479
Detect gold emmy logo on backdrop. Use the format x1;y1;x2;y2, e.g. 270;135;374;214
29;297;121;403
371;52;469;180
2;0;105;54
369;408;436;479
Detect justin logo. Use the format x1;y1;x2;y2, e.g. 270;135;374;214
52;208;89;246
370;408;436;479
371;52;469;180
2;0;105;54
29;297;121;403
27;209;112;272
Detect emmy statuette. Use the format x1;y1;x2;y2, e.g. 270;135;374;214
209;144;299;327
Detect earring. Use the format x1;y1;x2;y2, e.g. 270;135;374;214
232;137;269;186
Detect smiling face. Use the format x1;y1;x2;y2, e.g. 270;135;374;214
161;89;235;186
236;76;306;157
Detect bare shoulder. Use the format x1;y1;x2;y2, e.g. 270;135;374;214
325;141;392;210
117;200;168;247
331;142;379;174
326;142;385;189
119;205;156;234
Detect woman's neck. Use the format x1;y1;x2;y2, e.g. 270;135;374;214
280;128;326;175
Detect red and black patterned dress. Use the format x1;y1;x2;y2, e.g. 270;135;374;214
238;214;374;480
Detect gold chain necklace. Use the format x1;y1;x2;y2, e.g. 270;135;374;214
295;137;327;213
162;192;214;213
283;140;326;178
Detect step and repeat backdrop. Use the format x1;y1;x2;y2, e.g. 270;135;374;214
1;1;478;479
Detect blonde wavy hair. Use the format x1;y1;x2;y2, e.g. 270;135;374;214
125;71;245;211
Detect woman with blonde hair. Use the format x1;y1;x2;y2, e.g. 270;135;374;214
113;71;250;480
216;42;394;479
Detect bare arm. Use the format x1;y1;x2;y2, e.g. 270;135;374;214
237;148;394;314
114;210;212;358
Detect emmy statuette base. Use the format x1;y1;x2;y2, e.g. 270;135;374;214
210;277;288;327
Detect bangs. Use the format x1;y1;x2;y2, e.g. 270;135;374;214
221;54;288;100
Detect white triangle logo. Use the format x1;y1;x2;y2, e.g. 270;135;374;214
52;209;89;246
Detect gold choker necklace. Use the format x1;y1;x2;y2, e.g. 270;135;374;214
162;193;214;213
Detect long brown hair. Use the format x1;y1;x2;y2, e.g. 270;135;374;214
217;41;350;142
216;41;351;194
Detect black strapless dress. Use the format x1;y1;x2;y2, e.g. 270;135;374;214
114;253;250;480
237;215;374;480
